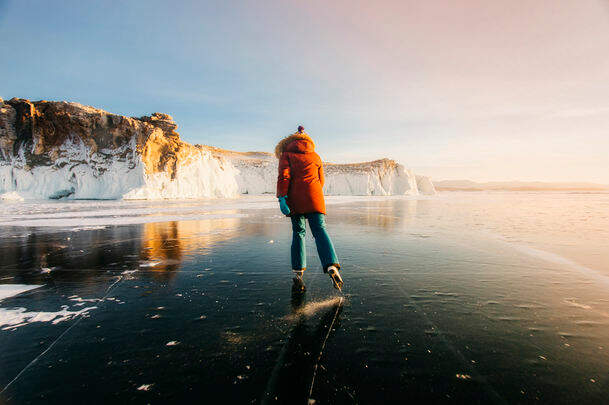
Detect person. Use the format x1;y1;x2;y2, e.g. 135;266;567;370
275;125;343;293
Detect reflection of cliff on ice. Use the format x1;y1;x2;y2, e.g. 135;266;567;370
0;98;435;200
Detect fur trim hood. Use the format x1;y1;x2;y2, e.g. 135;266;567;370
274;132;315;158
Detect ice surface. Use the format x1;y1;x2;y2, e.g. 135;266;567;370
508;242;609;287
1;193;608;403
0;195;431;227
0;213;248;227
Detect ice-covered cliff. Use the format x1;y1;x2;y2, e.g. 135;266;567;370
0;98;435;200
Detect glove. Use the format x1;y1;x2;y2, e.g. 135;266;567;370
278;196;291;216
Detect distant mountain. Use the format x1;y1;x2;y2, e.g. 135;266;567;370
433;179;609;191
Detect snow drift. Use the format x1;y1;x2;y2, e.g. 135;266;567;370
0;98;435;200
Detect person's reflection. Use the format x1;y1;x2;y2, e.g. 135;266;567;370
291;289;307;313
262;290;344;404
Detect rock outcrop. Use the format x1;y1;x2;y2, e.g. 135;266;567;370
0;98;193;177
0;98;435;199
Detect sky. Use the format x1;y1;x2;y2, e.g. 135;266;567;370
1;0;608;182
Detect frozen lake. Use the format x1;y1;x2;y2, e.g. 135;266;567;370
1;193;608;403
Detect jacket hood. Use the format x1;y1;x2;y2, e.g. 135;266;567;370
274;132;315;158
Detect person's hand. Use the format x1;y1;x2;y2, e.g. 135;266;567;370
278;196;291;216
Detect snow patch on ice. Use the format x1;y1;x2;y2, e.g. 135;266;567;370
69;296;101;303
0;305;96;330
139;261;160;268
0;284;43;301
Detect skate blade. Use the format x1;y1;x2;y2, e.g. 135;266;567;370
329;271;343;291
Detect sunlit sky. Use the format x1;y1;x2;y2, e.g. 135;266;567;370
1;0;608;182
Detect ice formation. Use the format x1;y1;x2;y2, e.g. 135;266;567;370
0;98;435;200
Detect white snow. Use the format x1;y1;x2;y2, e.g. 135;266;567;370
0;284;43;301
0;305;96;330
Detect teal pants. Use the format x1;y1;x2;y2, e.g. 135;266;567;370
291;213;339;271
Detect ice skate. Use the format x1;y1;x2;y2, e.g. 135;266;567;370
327;265;343;291
292;270;306;293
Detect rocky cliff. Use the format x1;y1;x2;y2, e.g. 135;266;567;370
0;98;435;200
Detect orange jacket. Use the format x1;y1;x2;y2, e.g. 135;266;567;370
276;132;326;215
